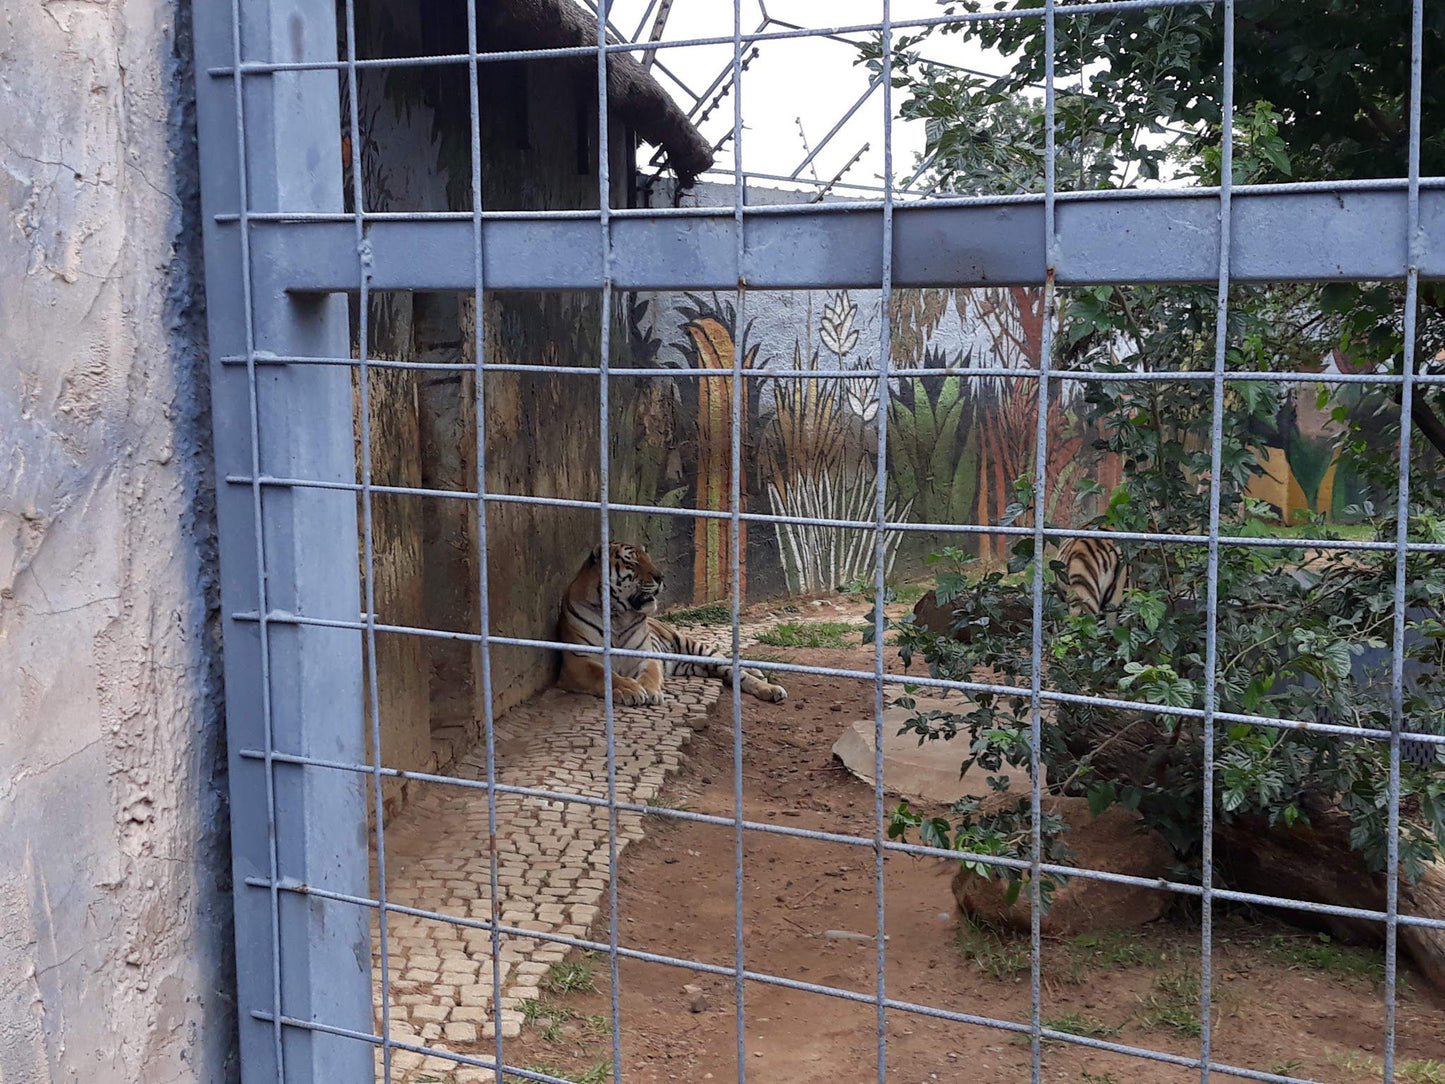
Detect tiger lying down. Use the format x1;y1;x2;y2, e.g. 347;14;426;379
558;542;788;706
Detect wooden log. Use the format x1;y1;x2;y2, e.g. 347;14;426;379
1217;803;1445;993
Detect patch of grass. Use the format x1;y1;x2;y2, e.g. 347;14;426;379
573;1063;612;1084
1402;1060;1445;1084
1262;931;1385;983
837;577;930;605
1068;929;1164;970
665;602;730;626
1137;968;1203;1037
519;997;577;1042
755;620;860;649
644;795;689;812
1080;1074;1123;1084
893;582;929;605
1267;1062;1303;1077
503;1066;564;1084
1330;1052;1445;1083
952;919;1030;982
544;958;596;996
1044;1013;1120;1039
1259;520;1376;542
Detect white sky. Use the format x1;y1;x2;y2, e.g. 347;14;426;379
601;0;1010;194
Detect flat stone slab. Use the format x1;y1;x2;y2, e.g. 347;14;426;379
832;696;1045;805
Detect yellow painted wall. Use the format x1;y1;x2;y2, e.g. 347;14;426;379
1245;446;1339;524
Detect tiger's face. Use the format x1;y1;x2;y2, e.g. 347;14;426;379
596;542;664;614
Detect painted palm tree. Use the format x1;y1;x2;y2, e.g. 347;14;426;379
674;296;760;603
967;287;1088;558
888;345;979;535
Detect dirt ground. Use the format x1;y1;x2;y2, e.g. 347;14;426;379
468;597;1445;1084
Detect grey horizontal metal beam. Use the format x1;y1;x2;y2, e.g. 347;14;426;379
242;188;1444;293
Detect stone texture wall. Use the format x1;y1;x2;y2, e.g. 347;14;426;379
0;0;235;1080
349;16;635;777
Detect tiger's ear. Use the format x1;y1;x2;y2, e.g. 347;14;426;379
587;544;602;566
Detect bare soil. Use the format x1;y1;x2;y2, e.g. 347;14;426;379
490;598;1445;1084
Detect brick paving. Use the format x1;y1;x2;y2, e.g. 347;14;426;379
369;624;768;1081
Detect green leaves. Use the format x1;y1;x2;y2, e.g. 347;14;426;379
1119;663;1198;708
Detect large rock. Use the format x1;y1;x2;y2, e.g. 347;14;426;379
952;795;1173;936
912;589;1031;644
832;697;1048;805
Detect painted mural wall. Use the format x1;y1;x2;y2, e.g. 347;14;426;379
629;183;1371;606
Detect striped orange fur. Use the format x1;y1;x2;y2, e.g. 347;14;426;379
1056;536;1128;624
558;542;786;705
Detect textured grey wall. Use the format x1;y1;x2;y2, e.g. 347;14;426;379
0;0;235;1079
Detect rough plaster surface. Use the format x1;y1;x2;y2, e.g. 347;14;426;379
0;1;234;1080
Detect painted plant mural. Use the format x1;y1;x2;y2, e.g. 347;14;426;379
761;291;911;595
625;280;1106;602
609;178;1372;606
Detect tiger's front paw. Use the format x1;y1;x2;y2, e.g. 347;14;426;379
615;678;655;707
643;689;665;706
765;684;787;703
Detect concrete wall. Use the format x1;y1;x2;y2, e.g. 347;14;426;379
0;1;235;1081
349;14;635;769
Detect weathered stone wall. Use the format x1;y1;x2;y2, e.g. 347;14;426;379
356;294;434;823
0;0;235;1079
351;11;634;749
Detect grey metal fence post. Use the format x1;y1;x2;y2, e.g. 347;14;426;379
192;2;373;1081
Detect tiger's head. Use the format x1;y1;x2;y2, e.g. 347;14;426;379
587;542;664;614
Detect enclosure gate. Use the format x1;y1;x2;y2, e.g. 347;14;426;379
191;0;1441;1082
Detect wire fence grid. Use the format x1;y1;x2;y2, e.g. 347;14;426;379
191;0;1438;1082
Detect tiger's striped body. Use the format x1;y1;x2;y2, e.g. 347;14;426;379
1056;536;1127;624
558;542;787;706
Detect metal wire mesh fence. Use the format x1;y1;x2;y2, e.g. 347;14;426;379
189;0;1445;1082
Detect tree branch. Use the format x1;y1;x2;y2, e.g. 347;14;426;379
1406;393;1445;462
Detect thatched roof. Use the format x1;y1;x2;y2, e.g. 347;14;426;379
476;0;714;185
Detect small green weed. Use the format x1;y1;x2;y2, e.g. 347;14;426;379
1044;1013;1120;1039
756;620;860;649
574;1063;612;1084
1080;1073;1123;1084
519;997;576;1042
1267;1062;1303;1077
1137;968;1202;1037
503;1057;611;1083
644;795;689;813
583;1013;612;1039
952;919;1030;981
503;1066;563;1084
666;602;730;626
544;959;596;995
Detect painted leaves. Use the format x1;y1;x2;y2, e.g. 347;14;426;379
819;291;861;356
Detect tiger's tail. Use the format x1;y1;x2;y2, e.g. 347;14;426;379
651;620;788;703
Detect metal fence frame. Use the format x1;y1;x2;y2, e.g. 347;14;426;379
190;0;1438;1082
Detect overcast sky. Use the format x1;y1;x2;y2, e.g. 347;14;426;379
602;0;1008;194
